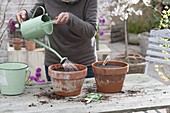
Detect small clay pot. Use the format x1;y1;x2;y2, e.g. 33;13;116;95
92;61;129;93
48;64;87;96
12;38;23;50
25;40;36;51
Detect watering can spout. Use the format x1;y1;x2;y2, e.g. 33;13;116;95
60;57;67;64
33;39;66;64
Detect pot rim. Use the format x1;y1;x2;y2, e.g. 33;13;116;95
49;64;87;73
48;63;87;79
0;62;28;70
92;60;129;69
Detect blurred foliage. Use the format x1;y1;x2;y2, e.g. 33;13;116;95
128;2;162;34
158;5;170;29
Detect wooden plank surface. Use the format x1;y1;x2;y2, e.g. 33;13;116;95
7;46;46;81
1;74;170;113
97;44;111;60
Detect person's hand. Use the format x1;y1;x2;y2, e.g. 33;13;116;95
16;10;27;24
55;12;70;24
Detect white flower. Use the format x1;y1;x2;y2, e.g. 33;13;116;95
99;0;148;21
118;0;128;4
134;10;142;15
142;0;151;6
128;0;140;5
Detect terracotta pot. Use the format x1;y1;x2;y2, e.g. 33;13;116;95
48;64;87;96
92;61;129;93
12;38;23;50
25;40;36;51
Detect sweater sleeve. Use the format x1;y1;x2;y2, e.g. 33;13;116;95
66;0;98;39
27;0;45;19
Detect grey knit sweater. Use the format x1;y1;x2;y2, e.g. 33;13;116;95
27;0;98;66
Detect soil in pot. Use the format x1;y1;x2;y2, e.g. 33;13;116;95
48;64;87;96
92;61;129;93
12;38;23;50
25;40;36;51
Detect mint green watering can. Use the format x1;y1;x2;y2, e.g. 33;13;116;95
20;6;56;40
20;6;67;64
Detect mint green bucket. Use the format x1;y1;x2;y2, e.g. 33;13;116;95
0;62;30;95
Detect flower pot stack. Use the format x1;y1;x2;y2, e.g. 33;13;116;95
12;38;23;50
25;40;36;51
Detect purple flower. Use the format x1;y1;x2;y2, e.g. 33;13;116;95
36;72;41;77
36;79;45;83
29;67;44;83
99;29;104;36
99;18;105;25
34;76;39;82
8;19;16;32
36;67;41;72
29;75;35;80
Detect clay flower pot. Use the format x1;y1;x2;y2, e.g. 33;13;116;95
12;38;23;50
92;61;129;93
25;40;36;51
48;64;87;96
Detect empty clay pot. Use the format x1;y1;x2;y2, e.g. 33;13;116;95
12;38;23;50
48;64;87;96
92;61;129;93
25;40;36;51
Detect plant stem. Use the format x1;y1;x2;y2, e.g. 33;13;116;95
124;19;128;57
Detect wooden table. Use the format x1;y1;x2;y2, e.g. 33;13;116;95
1;74;170;113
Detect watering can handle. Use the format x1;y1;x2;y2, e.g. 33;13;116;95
41;19;56;27
31;6;46;18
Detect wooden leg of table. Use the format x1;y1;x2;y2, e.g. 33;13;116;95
166;108;170;113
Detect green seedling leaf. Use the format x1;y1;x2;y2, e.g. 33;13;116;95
85;93;102;103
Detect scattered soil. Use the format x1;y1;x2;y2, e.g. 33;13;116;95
124;90;141;97
66;95;110;105
100;95;110;101
66;96;86;103
34;91;65;100
28;103;37;107
39;100;49;105
31;86;142;106
127;90;141;94
163;91;167;94
33;84;110;105
83;87;97;93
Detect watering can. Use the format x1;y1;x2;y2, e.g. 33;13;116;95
20;6;67;64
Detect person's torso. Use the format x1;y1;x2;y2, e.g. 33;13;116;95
43;0;97;66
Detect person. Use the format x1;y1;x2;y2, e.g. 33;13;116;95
16;0;98;81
